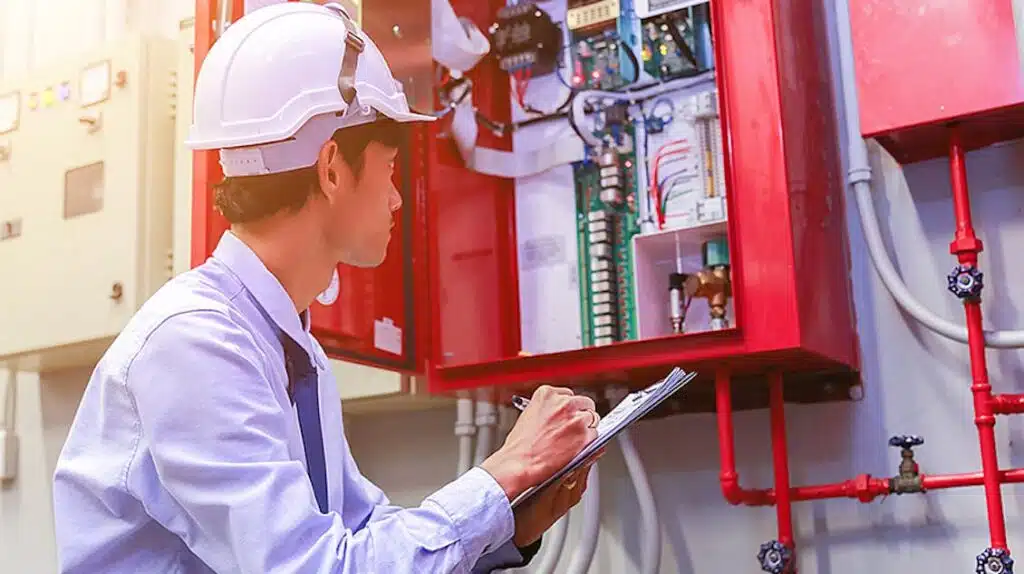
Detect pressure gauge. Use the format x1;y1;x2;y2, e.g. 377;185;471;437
0;92;20;135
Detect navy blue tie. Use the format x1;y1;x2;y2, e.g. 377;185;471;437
282;336;329;514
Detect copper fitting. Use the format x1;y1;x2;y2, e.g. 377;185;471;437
685;266;731;320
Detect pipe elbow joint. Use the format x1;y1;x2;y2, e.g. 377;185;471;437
719;473;744;505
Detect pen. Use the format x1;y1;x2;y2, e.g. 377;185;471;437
510;395;531;412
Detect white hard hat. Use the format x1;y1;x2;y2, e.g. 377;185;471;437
185;2;435;177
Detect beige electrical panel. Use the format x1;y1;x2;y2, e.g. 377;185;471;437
0;36;177;372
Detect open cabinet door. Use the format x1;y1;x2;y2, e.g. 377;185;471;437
190;0;433;376
308;139;427;374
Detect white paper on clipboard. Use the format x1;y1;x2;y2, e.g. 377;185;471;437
510;367;698;509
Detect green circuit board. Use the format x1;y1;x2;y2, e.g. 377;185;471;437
570;26;634;91
574;132;640;347
640;5;714;80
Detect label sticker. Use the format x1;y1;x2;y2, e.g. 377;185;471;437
373;317;403;356
316;268;340;306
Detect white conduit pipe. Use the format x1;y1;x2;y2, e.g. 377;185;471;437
618;429;661;574
833;0;1024;349
533;514;570;574
455;396;475;476
1;368;18;483
473;398;497;466
564;463;601;574
2;368;15;435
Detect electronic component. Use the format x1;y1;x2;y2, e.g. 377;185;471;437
575;128;641;348
640;4;713;80
566;0;641;91
489;3;562;74
567;0;620;31
597;146;623;205
644;87;725;231
569;28;642;90
684;237;731;330
668;272;687;333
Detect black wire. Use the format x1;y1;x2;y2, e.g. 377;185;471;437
619;39;641;84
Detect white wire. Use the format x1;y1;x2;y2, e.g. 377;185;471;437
834;0;1024;348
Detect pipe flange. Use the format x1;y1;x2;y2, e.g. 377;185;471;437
977;548;1014;574
758;540;794;574
947;265;984;300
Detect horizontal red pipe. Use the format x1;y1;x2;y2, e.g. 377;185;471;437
990;394;1024;415
717;369;1024;509
924;469;1024;490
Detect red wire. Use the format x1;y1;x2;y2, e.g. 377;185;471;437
649;139;692;228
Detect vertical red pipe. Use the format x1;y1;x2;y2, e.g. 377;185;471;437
769;373;795;551
948;126;1008;551
717;369;743;503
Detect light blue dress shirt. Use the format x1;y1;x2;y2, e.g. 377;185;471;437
53;231;527;573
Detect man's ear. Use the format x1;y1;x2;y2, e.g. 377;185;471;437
316;139;341;199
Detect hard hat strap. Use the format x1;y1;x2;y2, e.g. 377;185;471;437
325;3;366;106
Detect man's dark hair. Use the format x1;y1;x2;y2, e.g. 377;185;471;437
213;117;407;224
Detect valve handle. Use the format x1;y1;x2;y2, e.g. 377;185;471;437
948;265;984;299
977;548;1014;574
888;435;924;449
757;540;793;574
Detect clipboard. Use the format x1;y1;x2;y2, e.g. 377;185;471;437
509;367;698;509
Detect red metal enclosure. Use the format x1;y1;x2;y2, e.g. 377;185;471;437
422;0;860;400
419;0;860;399
193;0;861;404
848;0;1024;163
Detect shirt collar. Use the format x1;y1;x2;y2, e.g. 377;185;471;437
213;231;318;363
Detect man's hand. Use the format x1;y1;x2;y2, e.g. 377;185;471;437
512;462;595;547
480;386;600;503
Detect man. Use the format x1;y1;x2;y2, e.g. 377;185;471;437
52;3;602;573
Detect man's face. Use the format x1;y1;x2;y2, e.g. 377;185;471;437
317;139;402;268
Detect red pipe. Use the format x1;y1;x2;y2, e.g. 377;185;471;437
716;369;1024;543
923;469;1024;490
717;369;773;506
716;127;1019;559
990;394;1024;415
948;126;1008;551
768;373;795;550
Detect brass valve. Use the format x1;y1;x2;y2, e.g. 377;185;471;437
684;265;731;324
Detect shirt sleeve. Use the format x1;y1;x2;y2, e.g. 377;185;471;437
341;443;529;573
126;310;515;574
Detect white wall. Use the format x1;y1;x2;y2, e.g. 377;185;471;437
4;1;1024;573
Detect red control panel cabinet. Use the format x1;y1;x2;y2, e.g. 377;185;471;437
420;0;860;400
848;0;1024;163
193;0;862;405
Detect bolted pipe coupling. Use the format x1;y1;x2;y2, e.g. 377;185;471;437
948;265;984;300
758;540;794;574
977;548;1014;574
